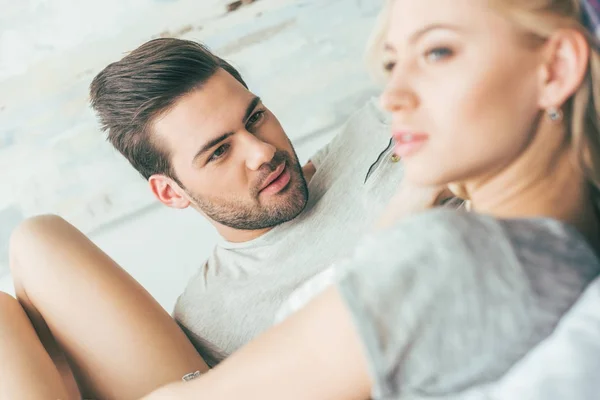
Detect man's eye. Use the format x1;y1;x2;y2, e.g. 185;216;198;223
208;144;230;162
424;47;453;63
247;110;265;126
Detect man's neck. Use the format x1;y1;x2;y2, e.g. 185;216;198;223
216;225;274;243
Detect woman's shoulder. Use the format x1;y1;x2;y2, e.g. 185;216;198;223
384;208;591;248
371;209;503;253
338;209;600;399
362;208;598;278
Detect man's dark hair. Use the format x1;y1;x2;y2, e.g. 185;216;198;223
89;38;247;180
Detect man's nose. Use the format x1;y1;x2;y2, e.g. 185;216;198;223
242;132;277;171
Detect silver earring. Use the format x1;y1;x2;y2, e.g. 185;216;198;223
548;107;563;122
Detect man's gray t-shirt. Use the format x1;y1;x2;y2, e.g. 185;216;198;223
337;209;600;399
174;99;404;365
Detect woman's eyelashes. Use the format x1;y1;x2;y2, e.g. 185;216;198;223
424;46;453;63
383;60;397;73
382;44;454;74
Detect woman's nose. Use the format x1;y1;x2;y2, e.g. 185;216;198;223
380;83;419;113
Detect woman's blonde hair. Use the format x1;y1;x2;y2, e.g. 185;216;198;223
368;0;600;199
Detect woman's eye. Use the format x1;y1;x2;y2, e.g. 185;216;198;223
247;110;265;126
383;61;396;73
208;144;230;162
424;47;453;63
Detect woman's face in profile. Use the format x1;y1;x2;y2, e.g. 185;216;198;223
380;0;547;188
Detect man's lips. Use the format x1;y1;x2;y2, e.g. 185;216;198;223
259;162;286;192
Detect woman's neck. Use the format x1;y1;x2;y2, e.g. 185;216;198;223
465;145;600;248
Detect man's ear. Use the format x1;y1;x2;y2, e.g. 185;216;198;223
149;174;191;209
537;28;590;110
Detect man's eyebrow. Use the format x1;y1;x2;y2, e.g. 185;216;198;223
243;96;261;122
193;132;234;162
192;96;262;163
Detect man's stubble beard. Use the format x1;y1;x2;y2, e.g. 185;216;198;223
185;149;309;230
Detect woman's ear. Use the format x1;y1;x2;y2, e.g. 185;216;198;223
537;29;590;109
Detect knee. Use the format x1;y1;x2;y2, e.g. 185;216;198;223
10;215;68;249
0;292;31;328
0;291;20;312
9;215;70;270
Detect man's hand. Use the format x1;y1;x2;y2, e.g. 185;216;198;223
302;161;317;184
374;181;455;230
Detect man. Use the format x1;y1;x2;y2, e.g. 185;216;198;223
89;37;407;365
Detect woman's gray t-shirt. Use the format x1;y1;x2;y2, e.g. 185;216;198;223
336;209;600;399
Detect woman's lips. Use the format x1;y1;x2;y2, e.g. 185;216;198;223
392;132;429;158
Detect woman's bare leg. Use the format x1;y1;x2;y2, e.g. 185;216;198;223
0;291;75;399
9;215;208;399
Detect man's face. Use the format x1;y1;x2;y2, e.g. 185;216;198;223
153;68;308;230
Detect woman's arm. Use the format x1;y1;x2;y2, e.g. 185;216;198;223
142;287;372;400
374;180;454;230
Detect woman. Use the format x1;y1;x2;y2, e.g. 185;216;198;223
140;0;600;399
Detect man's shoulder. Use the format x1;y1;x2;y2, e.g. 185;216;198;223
173;257;233;331
338;98;390;142
309;98;393;186
176;242;279;301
